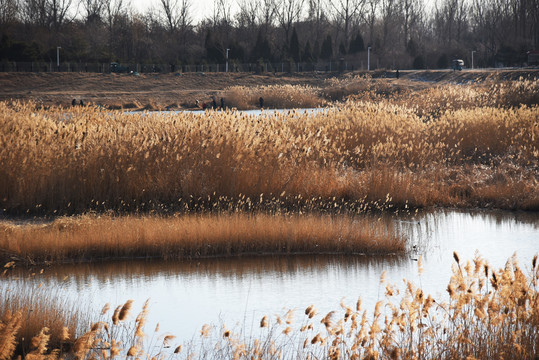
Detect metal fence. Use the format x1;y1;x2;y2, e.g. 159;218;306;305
0;59;372;74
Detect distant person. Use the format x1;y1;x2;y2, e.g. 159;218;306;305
211;97;217;109
72;99;77;106
396;69;400;79
259;97;264;108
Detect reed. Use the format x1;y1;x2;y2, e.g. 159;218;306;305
0;213;404;264
223;84;325;109
0;81;537;216
0;276;85;356
1;254;536;359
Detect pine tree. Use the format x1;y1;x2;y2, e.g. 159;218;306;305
303;41;313;62
339;40;347;55
205;30;223;63
349;31;365;54
320;34;333;60
289;27;301;62
251;30;272;62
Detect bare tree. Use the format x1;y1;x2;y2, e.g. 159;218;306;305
275;0;304;41
258;0;277;31
400;0;422;47
381;0;398;49
0;0;18;24
434;0;468;45
19;0;46;25
365;0;379;46
159;0;191;32
236;0;258;29
306;0;326;45
208;0;232;26
104;0;126;60
81;0;105;22
47;0;74;28
329;0;365;46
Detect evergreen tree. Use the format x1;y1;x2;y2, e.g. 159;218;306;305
320;34;333;60
349;31;365;54
413;54;425;69
437;53;449;69
303;41;313;62
406;39;418;57
251;30;272;62
339;40;347;55
228;41;245;62
289;27;301;62
312;39;320;61
205;30;224;63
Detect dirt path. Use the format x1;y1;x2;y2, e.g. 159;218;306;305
1;69;537;110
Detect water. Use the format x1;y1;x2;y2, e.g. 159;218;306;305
126;108;327;117
5;210;539;343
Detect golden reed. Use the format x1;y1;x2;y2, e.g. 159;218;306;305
1;254;537;359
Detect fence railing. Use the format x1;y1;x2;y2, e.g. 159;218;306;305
0;59;372;74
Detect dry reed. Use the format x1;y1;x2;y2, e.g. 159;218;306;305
0;277;85;356
0;213;404;264
0;80;537;216
1;254;536;359
223;84;325;109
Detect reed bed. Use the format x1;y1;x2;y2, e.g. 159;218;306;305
1;81;537;216
223;84;325;109
1;254;537;359
0;275;85;357
0;213;403;264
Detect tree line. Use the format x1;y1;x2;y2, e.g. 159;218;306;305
0;0;538;70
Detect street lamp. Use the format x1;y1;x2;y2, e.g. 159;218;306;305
471;50;476;70
226;48;230;72
367;46;371;71
56;46;61;71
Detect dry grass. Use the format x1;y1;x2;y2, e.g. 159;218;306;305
0;84;537;216
0;213;404;264
223;84;326;109
0;274;84;357
1;253;537;359
389;77;539;119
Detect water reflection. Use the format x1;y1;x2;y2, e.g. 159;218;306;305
4;210;538;342
30;254;406;285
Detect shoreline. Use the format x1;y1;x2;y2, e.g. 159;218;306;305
1;69;538;110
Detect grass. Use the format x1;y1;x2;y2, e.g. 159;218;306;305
223;84;326;109
0;76;537;359
0;78;537;263
0;80;538;216
0;213;404;264
0;274;85;357
1;253;537;359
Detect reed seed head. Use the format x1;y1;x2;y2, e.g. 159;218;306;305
119;300;134;321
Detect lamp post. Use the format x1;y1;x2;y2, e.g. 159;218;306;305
367;46;371;71
56;46;61;71
226;48;230;72
471;50;476;70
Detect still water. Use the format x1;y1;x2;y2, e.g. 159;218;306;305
8;210;539;342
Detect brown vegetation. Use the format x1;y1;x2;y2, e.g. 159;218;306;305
1;254;537;359
0;213;404;264
1;78;538;217
0;275;83;358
